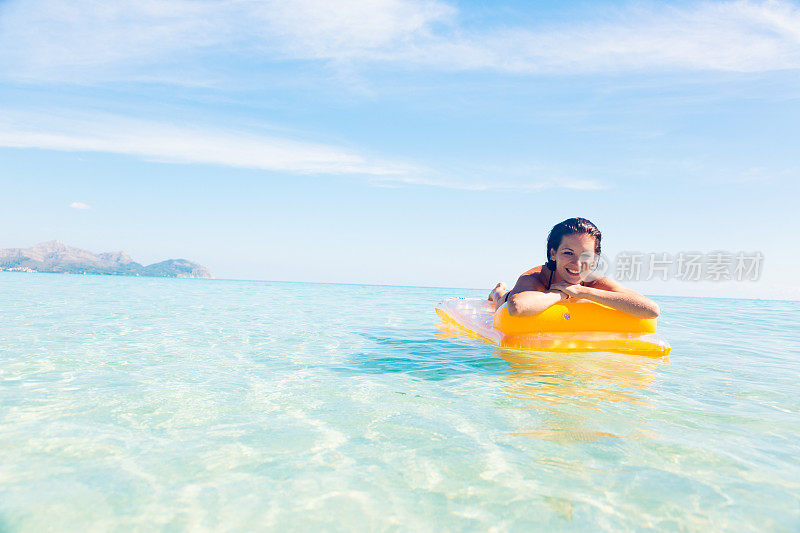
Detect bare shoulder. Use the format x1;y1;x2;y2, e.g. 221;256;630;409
513;265;547;293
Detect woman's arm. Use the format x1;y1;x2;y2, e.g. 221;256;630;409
552;278;660;319
507;290;566;317
504;272;567;317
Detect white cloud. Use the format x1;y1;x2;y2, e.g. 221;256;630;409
0;110;410;176
248;0;455;59
431;1;800;74
0;0;229;79
0;109;607;192
1;0;799;83
0;0;454;82
69;201;91;210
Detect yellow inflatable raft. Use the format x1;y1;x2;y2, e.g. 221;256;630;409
435;298;670;357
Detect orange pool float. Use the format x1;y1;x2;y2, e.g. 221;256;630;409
435;298;670;357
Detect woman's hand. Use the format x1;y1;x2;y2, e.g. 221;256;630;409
549;282;585;299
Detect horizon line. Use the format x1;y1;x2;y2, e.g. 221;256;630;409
1;270;797;303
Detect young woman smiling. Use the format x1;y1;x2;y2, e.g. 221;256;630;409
488;218;660;319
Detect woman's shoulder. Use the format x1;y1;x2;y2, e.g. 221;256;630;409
520;265;551;287
513;265;549;292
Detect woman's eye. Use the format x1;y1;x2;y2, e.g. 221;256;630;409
563;251;572;256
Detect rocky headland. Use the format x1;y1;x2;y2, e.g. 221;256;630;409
0;241;213;279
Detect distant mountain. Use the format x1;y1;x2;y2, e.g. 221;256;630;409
0;241;213;279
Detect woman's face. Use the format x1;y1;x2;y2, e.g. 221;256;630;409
550;233;598;284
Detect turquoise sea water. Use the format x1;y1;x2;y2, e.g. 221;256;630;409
1;272;799;531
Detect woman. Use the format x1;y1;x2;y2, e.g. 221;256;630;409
488;218;660;319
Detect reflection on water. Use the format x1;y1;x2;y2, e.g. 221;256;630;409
434;320;489;345
498;348;665;442
496;348;662;402
510;428;621;441
436;320;668;442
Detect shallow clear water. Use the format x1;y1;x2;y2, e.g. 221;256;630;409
1;273;798;531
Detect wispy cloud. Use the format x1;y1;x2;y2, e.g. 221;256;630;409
0;109;607;192
69;202;91;210
0;110;411;176
0;0;453;83
1;0;799;83
422;1;800;75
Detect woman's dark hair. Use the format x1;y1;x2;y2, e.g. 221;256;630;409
545;218;602;271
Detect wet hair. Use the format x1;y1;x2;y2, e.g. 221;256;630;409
545;218;602;271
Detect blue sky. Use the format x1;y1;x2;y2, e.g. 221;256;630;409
1;0;798;299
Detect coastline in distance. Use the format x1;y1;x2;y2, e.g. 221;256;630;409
0;241;213;279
